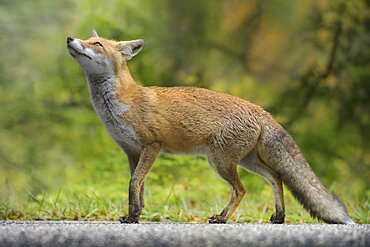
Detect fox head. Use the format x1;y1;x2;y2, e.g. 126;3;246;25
67;29;144;75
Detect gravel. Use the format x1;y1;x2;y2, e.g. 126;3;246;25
1;221;369;247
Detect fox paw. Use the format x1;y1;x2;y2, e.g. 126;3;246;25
270;212;285;224
118;215;139;224
209;215;227;224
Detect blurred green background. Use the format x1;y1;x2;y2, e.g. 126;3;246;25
0;0;369;222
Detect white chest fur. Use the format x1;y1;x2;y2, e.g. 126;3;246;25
87;75;141;151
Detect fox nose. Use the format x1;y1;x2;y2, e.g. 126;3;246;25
67;37;74;44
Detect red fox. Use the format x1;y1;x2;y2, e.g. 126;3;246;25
67;30;354;224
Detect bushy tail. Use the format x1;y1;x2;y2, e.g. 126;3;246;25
258;116;354;224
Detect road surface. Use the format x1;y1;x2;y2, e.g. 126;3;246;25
0;221;369;247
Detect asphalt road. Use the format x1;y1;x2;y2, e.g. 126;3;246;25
0;221;369;247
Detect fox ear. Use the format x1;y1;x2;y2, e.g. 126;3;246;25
91;29;99;38
117;39;144;60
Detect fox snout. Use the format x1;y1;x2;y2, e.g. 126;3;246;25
66;37;80;53
66;37;79;50
67;34;113;75
67;37;93;61
67;37;74;44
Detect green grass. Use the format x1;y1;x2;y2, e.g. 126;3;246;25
1;185;368;223
1;155;368;223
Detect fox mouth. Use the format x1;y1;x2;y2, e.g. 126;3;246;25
67;45;92;60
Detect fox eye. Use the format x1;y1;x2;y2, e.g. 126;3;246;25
93;42;103;47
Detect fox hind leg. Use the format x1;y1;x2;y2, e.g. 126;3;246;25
240;149;285;223
208;155;246;224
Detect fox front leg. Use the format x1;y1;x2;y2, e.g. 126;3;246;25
119;143;161;223
127;152;146;209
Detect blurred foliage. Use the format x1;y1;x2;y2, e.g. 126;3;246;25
0;0;369;222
